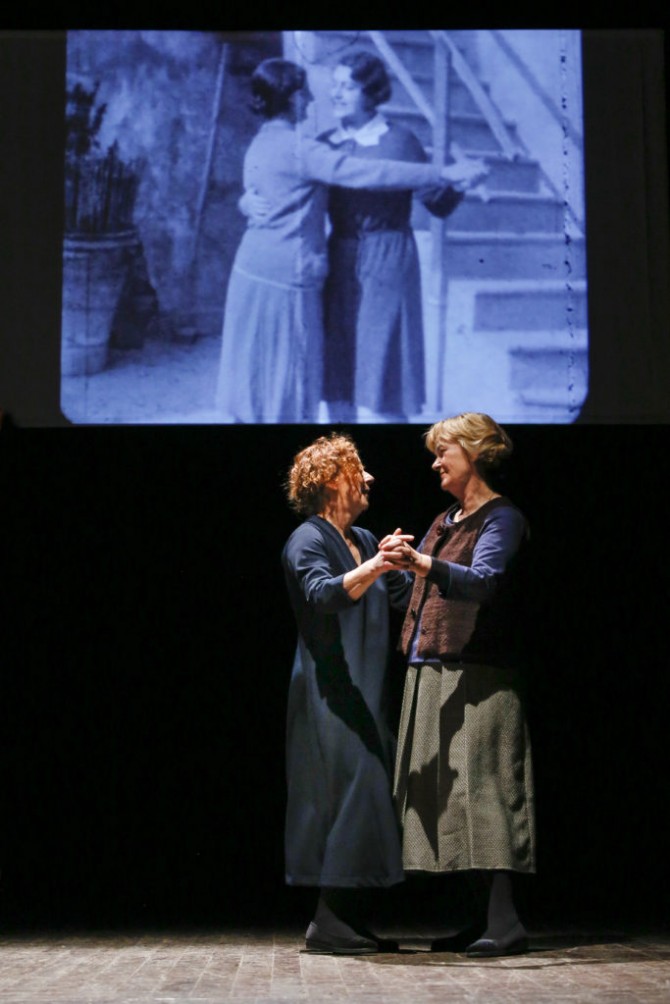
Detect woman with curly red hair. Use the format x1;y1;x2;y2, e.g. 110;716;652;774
281;432;411;954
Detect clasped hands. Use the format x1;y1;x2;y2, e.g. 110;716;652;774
241;154;490;224
441;154;489;193
377;527;428;575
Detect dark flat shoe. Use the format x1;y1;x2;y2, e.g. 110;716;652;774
304;921;379;955
431;923;484;953
465;922;529;958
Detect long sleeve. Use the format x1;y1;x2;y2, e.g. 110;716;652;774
297;134;444;191
385;569;413;612
426;506;528;603
283;528;354;614
418;183;464;219
398;130;466;219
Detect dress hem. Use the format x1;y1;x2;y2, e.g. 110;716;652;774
285;873;405;888
402;864;536;875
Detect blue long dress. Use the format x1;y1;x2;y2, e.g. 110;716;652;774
281;515;412;887
319;116;464;419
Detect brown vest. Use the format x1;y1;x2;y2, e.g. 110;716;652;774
400;498;521;662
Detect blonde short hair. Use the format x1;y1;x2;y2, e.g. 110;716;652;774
425;412;513;470
286;433;364;517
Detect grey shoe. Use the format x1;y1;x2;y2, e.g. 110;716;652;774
465;921;529;958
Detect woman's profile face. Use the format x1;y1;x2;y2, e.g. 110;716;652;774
288;81;314;123
431;439;474;497
330;64;372;123
329;465;374;516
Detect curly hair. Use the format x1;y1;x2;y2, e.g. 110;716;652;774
425;412;513;471
286;433;365;517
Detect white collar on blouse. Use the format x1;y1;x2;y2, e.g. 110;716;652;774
329;113;389;147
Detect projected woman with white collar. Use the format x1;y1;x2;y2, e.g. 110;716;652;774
319;51;466;423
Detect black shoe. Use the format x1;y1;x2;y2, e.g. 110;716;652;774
431;923;484;953
465;922;528;958
304;921;379;955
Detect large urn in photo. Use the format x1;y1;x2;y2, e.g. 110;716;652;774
62;228;141;377
61;82;141;377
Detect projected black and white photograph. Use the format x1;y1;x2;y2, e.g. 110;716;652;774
60;29;587;425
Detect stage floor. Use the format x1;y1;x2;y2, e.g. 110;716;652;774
0;924;668;1002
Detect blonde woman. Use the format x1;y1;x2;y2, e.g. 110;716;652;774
382;412;536;957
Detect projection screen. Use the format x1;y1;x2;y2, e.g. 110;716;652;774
58;29;590;426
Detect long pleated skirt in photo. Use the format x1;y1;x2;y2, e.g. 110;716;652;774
393;661;536;874
215;264;323;423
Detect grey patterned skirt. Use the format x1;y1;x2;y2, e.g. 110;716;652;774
393;661;536;873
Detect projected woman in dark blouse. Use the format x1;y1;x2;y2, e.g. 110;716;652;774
319;51;466;422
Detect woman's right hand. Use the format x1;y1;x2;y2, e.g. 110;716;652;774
343;534;410;599
363;548;401;576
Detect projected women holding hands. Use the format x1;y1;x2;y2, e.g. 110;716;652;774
215;58;487;424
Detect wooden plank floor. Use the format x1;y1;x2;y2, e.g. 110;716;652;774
0;925;668;1002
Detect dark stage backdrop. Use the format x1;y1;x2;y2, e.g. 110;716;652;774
1;422;668;932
